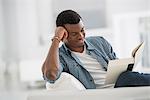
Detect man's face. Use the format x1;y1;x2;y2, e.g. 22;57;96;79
64;20;85;49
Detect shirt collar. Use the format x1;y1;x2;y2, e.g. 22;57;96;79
84;39;95;50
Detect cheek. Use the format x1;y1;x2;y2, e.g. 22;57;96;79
65;37;74;43
67;36;75;41
68;38;75;43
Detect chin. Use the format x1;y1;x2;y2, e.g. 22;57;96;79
78;40;84;44
78;43;84;47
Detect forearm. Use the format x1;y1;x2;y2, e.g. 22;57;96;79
42;26;68;81
43;39;60;80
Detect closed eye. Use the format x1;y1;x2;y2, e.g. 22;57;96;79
71;32;78;36
81;28;84;32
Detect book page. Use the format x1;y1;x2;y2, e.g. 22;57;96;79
133;42;145;69
132;42;144;58
105;58;134;85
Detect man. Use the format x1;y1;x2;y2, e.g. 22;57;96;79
42;10;150;89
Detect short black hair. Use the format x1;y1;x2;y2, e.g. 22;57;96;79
56;10;82;27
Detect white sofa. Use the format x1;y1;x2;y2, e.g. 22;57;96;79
27;86;150;100
28;73;150;100
45;72;86;90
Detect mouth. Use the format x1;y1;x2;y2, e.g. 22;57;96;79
78;38;84;43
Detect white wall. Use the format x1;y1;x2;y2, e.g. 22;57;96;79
106;0;149;28
112;13;142;58
15;0;53;61
0;0;4;72
0;0;4;58
0;0;53;62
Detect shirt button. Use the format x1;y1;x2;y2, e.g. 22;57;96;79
76;64;80;67
87;51;91;55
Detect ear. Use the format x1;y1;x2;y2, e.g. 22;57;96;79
62;31;68;42
62;37;67;43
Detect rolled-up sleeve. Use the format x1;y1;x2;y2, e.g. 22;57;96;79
43;60;64;83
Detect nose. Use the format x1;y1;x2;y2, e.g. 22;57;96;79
78;32;84;38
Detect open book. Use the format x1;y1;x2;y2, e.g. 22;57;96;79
105;42;145;85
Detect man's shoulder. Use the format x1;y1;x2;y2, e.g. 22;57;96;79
85;36;110;49
86;36;105;40
85;36;106;43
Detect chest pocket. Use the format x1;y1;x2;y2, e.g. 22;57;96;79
62;56;80;77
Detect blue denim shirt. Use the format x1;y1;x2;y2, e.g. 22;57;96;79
45;36;117;89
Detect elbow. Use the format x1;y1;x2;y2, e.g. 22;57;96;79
45;69;58;81
47;71;58;80
42;62;59;81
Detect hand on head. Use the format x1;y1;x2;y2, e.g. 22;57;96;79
54;26;68;42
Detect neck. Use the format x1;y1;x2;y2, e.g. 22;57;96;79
68;46;84;53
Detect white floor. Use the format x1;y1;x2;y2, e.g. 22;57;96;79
0;63;45;100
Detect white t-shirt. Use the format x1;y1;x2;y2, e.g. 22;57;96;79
72;48;114;89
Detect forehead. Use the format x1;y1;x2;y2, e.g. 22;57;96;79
64;20;84;32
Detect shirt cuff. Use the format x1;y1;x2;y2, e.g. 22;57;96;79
43;75;55;84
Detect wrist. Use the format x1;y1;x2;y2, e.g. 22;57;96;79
51;36;61;42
